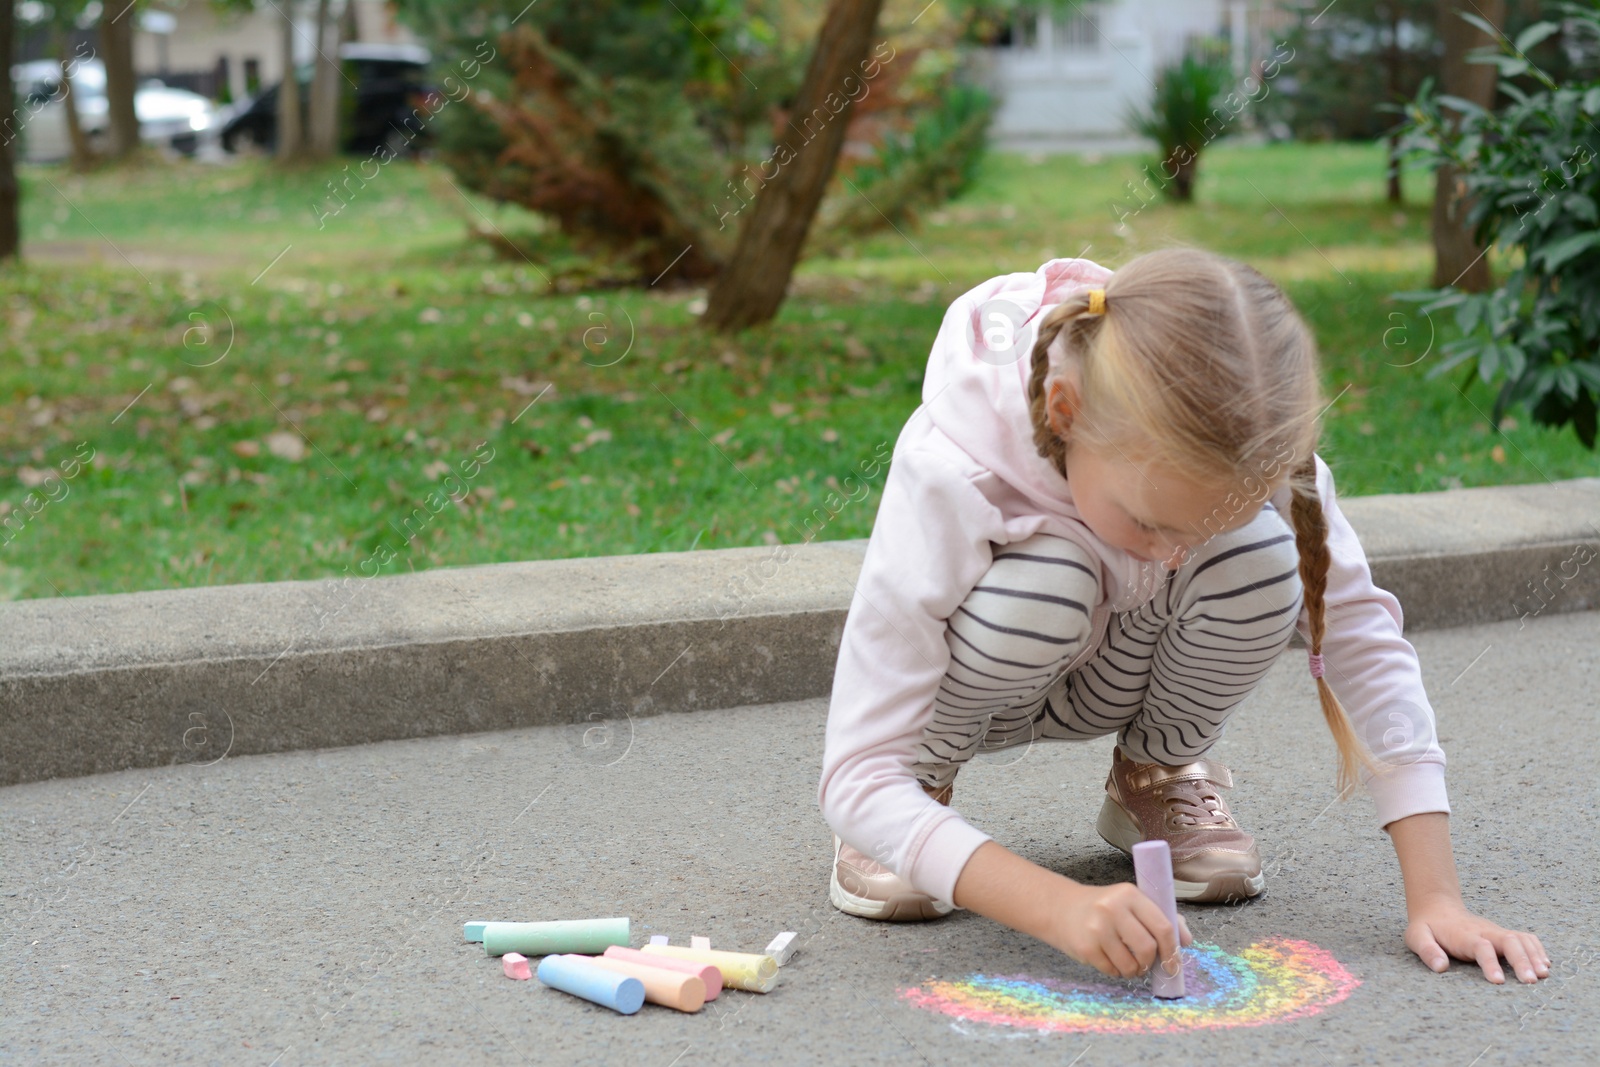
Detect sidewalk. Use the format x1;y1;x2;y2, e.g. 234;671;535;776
3;606;1595;1066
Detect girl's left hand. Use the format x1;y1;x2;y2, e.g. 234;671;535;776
1405;900;1550;984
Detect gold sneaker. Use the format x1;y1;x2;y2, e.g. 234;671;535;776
829;781;955;922
1095;747;1264;903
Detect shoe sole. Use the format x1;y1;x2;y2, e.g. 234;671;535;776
1095;795;1265;904
828;841;954;922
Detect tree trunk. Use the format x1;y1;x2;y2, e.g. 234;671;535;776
56;32;98;171
277;1;304;161
1384;3;1403;204
0;0;17;260
1387;130;1403;204
1170;148;1197;202
1431;0;1505;290
100;0;141;159
702;0;886;333
306;0;342;160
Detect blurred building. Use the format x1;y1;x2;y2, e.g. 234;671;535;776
972;0;1297;151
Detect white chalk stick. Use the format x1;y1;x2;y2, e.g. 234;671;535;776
649;934;669;946
764;932;798;966
690;936;711;951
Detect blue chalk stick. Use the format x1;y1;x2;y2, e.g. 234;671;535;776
537;954;645;1015
464;921;490;943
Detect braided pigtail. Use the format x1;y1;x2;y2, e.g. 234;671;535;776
1027;289;1106;477
1287;452;1380;798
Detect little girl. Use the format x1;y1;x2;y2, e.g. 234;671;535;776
817;248;1549;985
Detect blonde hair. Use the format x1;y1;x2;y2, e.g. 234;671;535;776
1026;246;1378;797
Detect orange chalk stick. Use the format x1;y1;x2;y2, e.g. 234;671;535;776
564;955;706;1013
601;946;722;1001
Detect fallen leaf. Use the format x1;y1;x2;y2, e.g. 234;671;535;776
501;375;549;397
265;432;306;461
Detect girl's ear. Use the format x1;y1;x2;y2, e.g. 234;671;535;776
1045;373;1079;440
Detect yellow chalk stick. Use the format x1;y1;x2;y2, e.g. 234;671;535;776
639;944;779;994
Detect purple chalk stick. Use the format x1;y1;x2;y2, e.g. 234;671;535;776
1132;840;1186;999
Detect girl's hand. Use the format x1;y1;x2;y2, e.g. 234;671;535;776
1386;813;1548;985
1405;899;1550;984
1047;881;1193;980
952;840;1191;981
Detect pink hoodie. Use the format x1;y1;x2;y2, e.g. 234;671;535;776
818;258;1450;906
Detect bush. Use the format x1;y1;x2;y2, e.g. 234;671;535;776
1124;40;1236;202
407;0;990;287
1397;2;1600;448
813;82;995;243
439;23;733;283
416;0;785;285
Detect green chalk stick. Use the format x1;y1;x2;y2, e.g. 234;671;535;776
481;917;630;957
463;921;490;942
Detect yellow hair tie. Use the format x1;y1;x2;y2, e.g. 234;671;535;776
1086;289;1107;316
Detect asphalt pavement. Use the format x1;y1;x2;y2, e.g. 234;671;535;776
4;606;1596;1066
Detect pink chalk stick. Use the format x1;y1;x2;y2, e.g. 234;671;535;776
502;952;533;980
602;945;722;1001
1132;840;1186;999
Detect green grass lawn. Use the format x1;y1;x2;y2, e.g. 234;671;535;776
2;141;1593;602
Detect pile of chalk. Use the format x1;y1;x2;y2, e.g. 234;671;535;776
465;916;799;1016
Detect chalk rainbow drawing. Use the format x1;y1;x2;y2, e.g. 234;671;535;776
900;937;1359;1035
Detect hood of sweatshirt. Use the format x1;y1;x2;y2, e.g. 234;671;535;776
920;257;1174;608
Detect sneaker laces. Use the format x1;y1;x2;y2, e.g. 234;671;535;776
1160;781;1232;828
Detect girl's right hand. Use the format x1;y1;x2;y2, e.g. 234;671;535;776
1046;880;1193;980
951;840;1192;980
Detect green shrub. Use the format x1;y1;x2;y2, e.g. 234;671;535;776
1397;3;1600;448
413;0;771;285
404;0;988;288
815;82;995;242
1124;40;1236;202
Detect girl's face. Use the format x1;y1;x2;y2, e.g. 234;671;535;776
1062;440;1266;571
1044;366;1273;569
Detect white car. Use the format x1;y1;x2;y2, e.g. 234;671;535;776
11;58;222;163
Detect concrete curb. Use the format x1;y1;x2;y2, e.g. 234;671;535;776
3;477;1597;786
